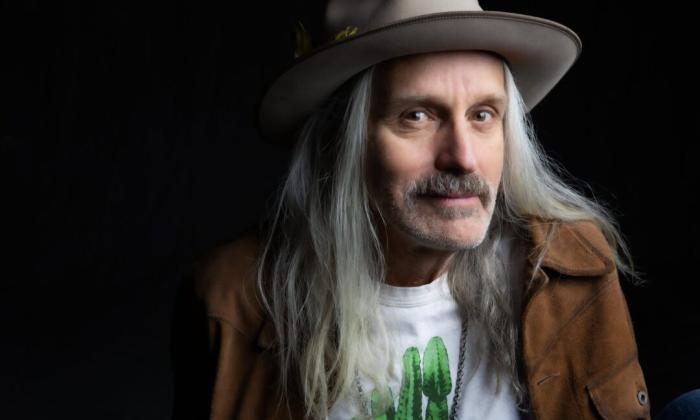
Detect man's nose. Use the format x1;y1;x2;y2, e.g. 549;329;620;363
435;119;479;174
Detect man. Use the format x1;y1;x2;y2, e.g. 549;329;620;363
173;1;650;418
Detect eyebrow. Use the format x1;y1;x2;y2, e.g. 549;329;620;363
376;93;507;116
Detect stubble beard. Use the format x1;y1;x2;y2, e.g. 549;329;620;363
377;173;496;251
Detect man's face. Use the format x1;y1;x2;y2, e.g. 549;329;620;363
367;51;506;251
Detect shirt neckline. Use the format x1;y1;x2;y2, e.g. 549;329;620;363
378;272;450;307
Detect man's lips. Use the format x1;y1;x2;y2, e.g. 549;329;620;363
419;193;481;205
421;193;479;199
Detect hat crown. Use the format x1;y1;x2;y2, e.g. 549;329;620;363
325;0;484;36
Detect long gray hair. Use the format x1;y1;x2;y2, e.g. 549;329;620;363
256;58;639;419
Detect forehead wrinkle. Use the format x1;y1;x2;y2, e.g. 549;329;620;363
388;74;503;105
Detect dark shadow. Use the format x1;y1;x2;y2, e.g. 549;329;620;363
170;260;215;420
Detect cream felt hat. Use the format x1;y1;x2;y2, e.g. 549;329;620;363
258;0;582;142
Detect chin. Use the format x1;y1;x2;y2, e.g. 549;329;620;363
410;219;491;251
386;199;497;251
442;229;489;250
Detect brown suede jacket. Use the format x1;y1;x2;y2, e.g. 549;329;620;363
172;218;650;419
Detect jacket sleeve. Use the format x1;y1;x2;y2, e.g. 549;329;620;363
172;264;271;419
522;220;651;419
203;315;275;419
582;272;651;419
171;241;297;420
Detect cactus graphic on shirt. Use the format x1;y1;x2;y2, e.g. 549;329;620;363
371;388;396;420
422;336;451;420
356;336;454;420
396;347;423;420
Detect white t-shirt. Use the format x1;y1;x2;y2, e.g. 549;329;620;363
329;275;520;420
329;235;527;419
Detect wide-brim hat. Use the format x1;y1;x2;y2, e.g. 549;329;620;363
258;0;582;143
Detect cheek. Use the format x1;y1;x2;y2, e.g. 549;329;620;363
371;134;430;191
483;134;505;186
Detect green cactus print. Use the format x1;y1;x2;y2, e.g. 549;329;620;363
371;388;396;420
358;336;454;420
422;337;451;420
396;347;423;420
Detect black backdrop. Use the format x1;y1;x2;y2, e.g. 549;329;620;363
2;1;698;418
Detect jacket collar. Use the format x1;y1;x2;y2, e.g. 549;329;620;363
526;217;615;277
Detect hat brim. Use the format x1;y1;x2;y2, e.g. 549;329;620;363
259;11;582;142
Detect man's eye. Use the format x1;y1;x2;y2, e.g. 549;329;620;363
473;110;494;122
404;110;428;122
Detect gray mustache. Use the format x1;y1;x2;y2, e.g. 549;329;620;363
410;173;490;199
